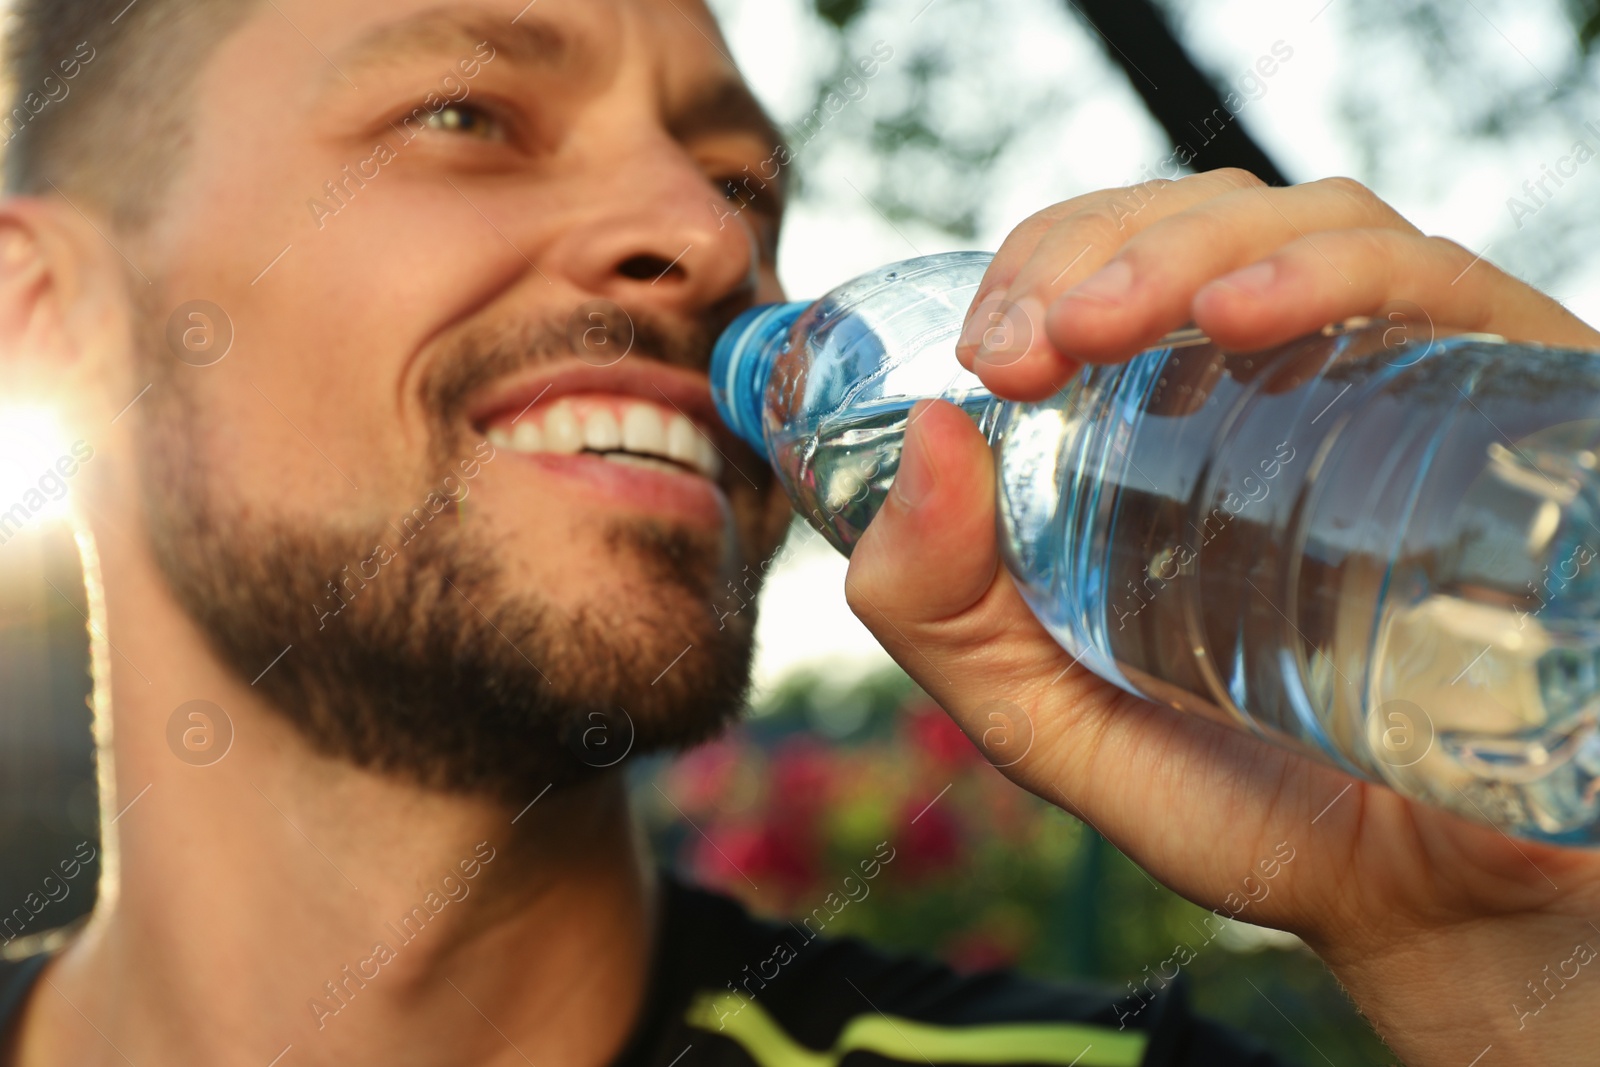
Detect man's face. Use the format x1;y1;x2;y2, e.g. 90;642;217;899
120;0;792;795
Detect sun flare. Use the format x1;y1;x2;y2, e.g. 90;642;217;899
0;406;80;534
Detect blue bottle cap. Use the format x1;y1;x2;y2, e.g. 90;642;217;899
710;301;808;460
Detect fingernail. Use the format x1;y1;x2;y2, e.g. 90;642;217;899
974;295;1042;368
957;288;1004;354
892;405;937;510
1215;260;1277;296
1065;259;1134;304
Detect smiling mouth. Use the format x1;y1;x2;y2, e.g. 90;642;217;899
482;395;724;481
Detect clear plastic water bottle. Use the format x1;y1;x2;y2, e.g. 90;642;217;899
712;250;1600;845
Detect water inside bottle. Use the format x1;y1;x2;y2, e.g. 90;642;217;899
993;333;1600;843
771;394;997;555
1367;425;1600;838
789;324;1600;842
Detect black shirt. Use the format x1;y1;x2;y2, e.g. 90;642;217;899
0;877;1289;1066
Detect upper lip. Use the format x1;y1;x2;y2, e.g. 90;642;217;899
466;358;734;455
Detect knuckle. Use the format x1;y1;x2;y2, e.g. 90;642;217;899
1311;175;1410;228
990;211;1068;282
1133;176;1176;191
1032;179;1172;237
1011;208;1062;242
1314;174;1373;201
1059;201;1132;252
1012;193;1101;243
1119;177;1174;201
842;573;879;621
1191;167;1266;192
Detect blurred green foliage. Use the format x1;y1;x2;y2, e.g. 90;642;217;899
769;0;1056;240
1570;0;1600;53
772;0;1600;291
814;0;870;29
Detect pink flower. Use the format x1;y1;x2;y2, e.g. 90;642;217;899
769;737;838;818
902;702;981;769
668;737;747;815
893;794;963;881
690;818;821;904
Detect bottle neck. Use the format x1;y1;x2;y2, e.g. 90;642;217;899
710;301;810;462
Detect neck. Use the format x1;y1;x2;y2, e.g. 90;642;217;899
17;530;658;1067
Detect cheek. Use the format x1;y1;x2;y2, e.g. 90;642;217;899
140;264;450;526
156;354;417;522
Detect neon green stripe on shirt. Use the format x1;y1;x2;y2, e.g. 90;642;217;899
685;990;1148;1067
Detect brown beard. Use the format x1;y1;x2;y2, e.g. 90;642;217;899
131;301;769;801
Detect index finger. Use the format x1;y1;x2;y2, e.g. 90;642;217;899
957;169;1269;373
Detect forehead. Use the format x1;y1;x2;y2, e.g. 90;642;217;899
213;0;752;114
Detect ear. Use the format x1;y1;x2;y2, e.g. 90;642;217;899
0;201;59;393
0;194;139;429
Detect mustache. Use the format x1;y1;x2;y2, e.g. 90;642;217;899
421;303;729;434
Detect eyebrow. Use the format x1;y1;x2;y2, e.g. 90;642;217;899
331;8;577;80
668;77;791;197
327;6;788;201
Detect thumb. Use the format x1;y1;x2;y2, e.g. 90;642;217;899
846;399;1001;629
843;396;1101;781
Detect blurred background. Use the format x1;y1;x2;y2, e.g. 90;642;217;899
10;0;1600;1061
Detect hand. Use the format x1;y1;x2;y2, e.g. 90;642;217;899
954;168;1600;398
846;170;1600;1065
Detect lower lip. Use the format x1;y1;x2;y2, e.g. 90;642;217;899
500;450;731;525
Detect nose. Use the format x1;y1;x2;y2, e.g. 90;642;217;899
544;133;762;319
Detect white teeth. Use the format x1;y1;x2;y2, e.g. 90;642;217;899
665;415;700;466
583;408;621;451
602;453;683;476
543;405;583;454
487;398;723;479
511;420;542;452
696;437;723;480
622;405;667;454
